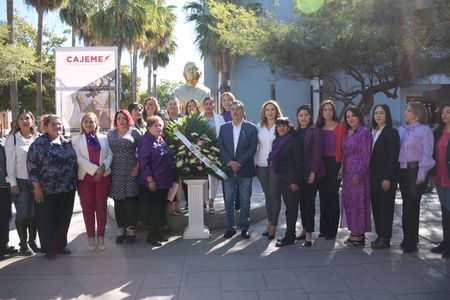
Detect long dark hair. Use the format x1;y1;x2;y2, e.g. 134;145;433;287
436;102;450;135
128;102;145;128
315;100;339;129
344;106;363;129
371;104;393;129
296;104;314;129
13;110;36;135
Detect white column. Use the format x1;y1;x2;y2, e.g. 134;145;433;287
183;179;210;239
311;78;321;122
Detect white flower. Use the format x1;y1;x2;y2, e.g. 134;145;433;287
176;161;183;168
190;132;199;137
189;159;196;164
197;166;203;171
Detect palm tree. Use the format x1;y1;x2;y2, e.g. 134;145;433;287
7;0;19;118
25;0;65;116
59;0;94;47
138;1;176;96
184;0;244;93
90;0;149;106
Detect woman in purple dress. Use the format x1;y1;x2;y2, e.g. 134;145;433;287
339;106;373;246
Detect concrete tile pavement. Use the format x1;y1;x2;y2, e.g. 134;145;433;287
0;183;450;299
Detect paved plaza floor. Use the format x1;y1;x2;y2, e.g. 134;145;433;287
1;182;450;299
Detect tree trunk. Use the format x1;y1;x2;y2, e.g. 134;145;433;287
7;0;19;119
117;46;122;107
36;8;44;116
132;48;138;102
71;25;76;47
147;48;153;96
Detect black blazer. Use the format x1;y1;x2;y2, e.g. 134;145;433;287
433;126;450;176
370;126;400;191
275;136;303;186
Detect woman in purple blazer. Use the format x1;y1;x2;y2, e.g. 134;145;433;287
137;115;174;247
295;105;326;246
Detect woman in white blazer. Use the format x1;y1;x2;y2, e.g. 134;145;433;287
72;112;112;251
201;97;226;213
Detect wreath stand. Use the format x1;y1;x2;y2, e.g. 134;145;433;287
182;178;211;239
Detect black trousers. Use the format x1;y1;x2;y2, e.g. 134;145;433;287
280;180;300;241
318;156;341;237
371;188;396;238
0;187;12;252
35;190;75;254
299;179;319;232
139;186;168;228
114;196;138;229
398;167;426;249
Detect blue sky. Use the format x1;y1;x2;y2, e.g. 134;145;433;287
0;0;203;88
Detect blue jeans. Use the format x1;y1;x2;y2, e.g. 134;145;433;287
13;178;34;222
224;176;252;230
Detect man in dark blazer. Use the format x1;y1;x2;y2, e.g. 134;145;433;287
218;100;258;239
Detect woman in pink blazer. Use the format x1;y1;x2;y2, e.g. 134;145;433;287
72;113;112;251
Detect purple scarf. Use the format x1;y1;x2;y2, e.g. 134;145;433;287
86;131;101;151
267;133;292;169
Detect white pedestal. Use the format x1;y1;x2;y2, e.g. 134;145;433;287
183;179;210;239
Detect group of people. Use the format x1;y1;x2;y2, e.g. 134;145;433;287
1;93;449;261
217;96;448;258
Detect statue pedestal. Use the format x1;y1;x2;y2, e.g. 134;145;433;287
183;179;210;239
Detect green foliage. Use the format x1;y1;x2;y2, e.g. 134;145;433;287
165;113;227;179
0;15;68;113
208;0;450;116
156;79;183;109
120;65;141;109
0;25;41;87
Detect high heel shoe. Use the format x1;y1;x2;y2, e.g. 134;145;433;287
126;226;136;244
87;237;96;252
97;236;105;251
303;241;312;247
346;234;365;247
371;237;390;249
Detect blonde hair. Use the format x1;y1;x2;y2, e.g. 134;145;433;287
143;96;161;119
80;112;99;134
259;100;283;127
407;101;429;124
220;92;236;114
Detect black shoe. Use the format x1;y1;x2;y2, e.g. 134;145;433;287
19;245;33;256
262;232;269;236
126;235;136;244
303;241;312;247
116;235;126;244
267;235;275;240
155;232;168;242
57;247;71;255
29;241;41;253
275;238;294;247
2;246;18;255
430;241;447;253
325;235;336;240
241;229;250;239
442;250;450;259
319;232;326;238
147;238;162;247
403;246;418;253
45;252;56;260
296;234;306;240
372;237;390;249
223;229;236;239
